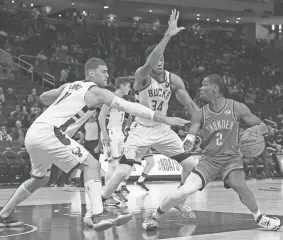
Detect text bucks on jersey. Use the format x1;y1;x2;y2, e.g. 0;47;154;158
135;71;172;126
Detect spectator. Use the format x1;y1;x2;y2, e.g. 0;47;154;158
27;88;40;106
5;88;17;102
0;126;12;142
7;105;26;127
60;66;70;84
11;120;25;144
0;87;5;104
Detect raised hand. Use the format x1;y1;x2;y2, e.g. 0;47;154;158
165;9;185;37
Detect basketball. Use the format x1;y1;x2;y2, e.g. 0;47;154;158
239;129;265;157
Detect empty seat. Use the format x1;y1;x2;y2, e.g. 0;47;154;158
0;140;11;148
11;140;22;148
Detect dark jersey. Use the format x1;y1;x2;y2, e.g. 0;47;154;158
201;99;240;157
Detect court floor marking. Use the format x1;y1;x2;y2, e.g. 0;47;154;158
0;224;38;238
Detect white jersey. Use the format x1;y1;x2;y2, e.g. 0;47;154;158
135;70;172;127
107;108;125;131
35;80;96;137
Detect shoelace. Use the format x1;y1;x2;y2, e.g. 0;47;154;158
261;218;271;227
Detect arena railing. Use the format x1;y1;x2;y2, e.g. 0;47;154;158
12;56;33;82
42;72;56;89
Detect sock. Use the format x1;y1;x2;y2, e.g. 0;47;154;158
152;207;165;221
84;191;92;218
84;180;103;215
252;209;261;221
138;173;147;183
0;184;31;218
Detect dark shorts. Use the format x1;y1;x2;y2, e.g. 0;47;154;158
192;155;243;190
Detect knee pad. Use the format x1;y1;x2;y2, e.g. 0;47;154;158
119;155;141;166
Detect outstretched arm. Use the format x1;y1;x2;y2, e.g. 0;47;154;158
85;87;189;127
134;9;184;90
171;73;199;115
234;101;268;134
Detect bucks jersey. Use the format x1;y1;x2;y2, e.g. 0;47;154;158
135;70;172;127
107;108;125;131
35;81;96;137
201;99;240;157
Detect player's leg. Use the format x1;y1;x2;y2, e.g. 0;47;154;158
102;123;149;201
135;152;154;191
0;125;53;227
143;157;218;231
153;128;198;216
119;166;134;193
224;160;281;231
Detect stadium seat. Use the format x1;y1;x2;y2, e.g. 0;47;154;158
11;140;21;148
0;140;11;148
3;149;22;184
0;153;9;185
18;150;31;181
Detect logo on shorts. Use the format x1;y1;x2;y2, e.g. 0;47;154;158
72;147;82;157
224;110;231;115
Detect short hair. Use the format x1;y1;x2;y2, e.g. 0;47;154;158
205;74;226;95
84;57;106;76
145;45;157;59
115;76;131;89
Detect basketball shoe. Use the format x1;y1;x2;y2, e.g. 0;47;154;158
256;214;281;231
114;190;128;202
84;211;115;231
0;216;24;227
103;196;120;206
174;197;196;219
121;185;130;194
134;181;149;191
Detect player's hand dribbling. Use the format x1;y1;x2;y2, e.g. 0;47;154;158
165;9;185;37
163;117;189;126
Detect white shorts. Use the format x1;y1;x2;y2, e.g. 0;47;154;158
124;122;184;162
25;123;89;178
101;129;125;159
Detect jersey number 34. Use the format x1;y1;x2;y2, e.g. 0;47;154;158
152;100;164;111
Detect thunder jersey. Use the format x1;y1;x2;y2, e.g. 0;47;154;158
135;71;172;126
107;108;125;131
201;99;240;157
35;81;96;138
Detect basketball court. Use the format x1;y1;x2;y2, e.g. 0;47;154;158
0;179;282;240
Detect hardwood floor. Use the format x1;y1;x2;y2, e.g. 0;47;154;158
0;179;282;240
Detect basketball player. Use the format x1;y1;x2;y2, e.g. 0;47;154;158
99;76;132;204
0;57;188;230
142;74;281;231
101;10;199;216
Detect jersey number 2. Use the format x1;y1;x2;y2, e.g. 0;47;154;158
216;133;223;146
152;100;163;111
55;92;71;105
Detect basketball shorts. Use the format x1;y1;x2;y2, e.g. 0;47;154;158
192;155;243;190
101;129;125;159
25;123;89;178
123;122;184;162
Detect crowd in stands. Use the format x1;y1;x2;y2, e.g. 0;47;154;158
0;4;283;184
